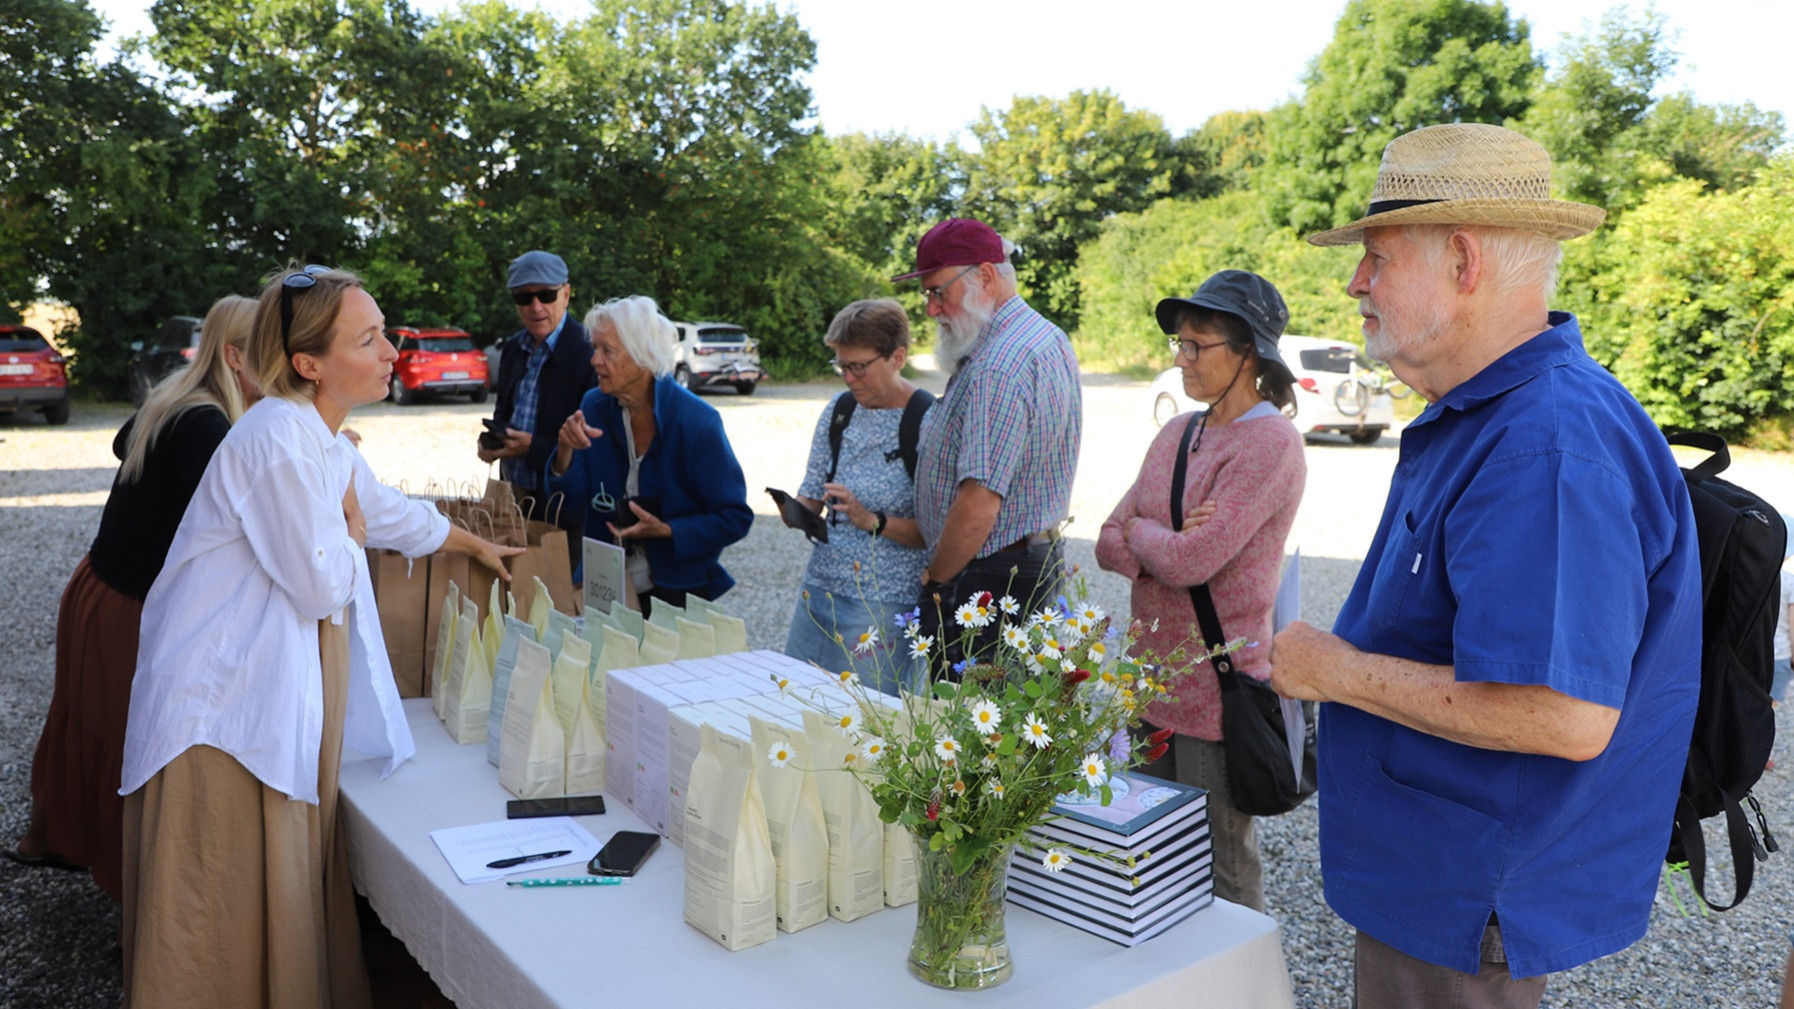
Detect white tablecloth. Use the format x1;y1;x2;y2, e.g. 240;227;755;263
339;699;1298;1009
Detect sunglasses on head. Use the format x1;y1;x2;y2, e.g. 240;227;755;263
279;264;333;357
511;287;562;306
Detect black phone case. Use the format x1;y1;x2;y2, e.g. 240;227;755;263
588;832;660;876
766;487;829;543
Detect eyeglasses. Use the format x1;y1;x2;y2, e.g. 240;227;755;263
280;264;333;357
511;287;563;306
922;265;979;305
1168;337;1229;360
830;353;889;378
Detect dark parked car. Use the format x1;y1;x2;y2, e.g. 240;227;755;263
128;316;203;404
385;327;490;405
0;324;70;425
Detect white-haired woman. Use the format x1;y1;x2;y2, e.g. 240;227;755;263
7;295;259;899
548;295;752;615
119;266;518;1006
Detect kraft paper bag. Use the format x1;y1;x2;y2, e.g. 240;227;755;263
683;724;777;952
706;612;748;656
675;616;716;660
431;583;460;722
424;550;472;689
550;633;592;737
639;621;679;667
749;716;829;934
564;672;606;795
499;638;565;798
803;709;884;922
485;615;539;768
369;548;429;697
443;598;491;745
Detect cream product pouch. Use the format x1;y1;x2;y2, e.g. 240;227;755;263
439;598;476;734
499;638;565;798
482;580;504;674
550;633;592;736
609;600;645;642
647;599;685;630
579;604;614;662
883;822;917;906
545;608;579;662
527;576;553;641
683;724;777;951
639;621;679;666
802;709;885;922
682;595;721;620
485;615;539;768
675;616;716;660
444;606;492;745
431;585;459;721
590;625;640;728
564;673;606;795
749;716;828;933
706;612;748;655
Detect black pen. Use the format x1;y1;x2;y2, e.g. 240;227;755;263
486;849;572;869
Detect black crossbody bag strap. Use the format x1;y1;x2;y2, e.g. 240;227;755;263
1169;413;1234;675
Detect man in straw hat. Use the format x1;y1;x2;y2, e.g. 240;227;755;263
1270;123;1702;1006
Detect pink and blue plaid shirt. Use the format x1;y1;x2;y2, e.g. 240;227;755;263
916;295;1082;558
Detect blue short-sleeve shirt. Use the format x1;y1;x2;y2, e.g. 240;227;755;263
1322;313;1700;977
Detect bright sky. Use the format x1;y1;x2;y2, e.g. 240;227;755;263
87;0;1790;142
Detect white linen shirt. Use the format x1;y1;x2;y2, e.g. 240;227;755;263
120;396;450;803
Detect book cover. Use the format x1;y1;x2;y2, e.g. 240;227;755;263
1044;771;1206;845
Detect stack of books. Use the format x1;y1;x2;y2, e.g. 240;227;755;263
1006;771;1213;946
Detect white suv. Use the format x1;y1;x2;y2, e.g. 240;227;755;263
668;321;767;395
1149;334;1405;444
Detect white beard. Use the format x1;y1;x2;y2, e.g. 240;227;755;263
937;285;996;374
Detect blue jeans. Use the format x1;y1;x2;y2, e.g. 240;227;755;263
1773;657;1792;704
783;584;916;696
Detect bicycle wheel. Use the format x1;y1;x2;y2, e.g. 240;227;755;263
1334;379;1368;417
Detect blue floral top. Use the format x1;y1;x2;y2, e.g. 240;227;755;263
797;391;928;603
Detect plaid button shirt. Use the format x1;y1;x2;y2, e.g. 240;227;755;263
501;321;563;490
915;295;1082;558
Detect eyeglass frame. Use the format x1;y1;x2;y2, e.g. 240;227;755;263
1167;336;1231;360
921;264;980;305
280;264;334;358
829;351;891;378
510;286;564;306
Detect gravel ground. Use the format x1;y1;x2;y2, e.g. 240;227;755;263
3;371;1793;1007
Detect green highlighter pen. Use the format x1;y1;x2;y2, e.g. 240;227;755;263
506;877;625;888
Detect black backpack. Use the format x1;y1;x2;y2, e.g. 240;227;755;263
825;388;935;482
1662;429;1782;910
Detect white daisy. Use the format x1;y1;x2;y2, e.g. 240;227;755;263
998;595;1020;615
954;602;985;628
934;736;961;761
1030;606;1060;629
767;741;793;767
860;737;886;764
909;634;934;660
968;699;1001;732
1079;752;1108;787
986;779;1006;800
1001;623;1029;652
1022;713;1052;749
852;627;879;655
1041;849;1072;873
1078;602;1105;624
835;710;860;736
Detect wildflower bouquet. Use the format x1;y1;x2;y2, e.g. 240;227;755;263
774;576;1228;988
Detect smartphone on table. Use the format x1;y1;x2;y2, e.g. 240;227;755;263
506;795;607;819
588;830;660;877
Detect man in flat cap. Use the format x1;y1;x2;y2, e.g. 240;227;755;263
1271;123;1701;1006
482;249;597;528
895;218;1082;673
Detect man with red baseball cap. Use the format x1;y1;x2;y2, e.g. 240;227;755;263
896;217;1082;675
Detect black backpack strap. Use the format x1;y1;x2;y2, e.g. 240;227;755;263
1674;790;1761;911
824;393;857;482
1663;427;1731;480
893;387;936;480
1170;413;1233;673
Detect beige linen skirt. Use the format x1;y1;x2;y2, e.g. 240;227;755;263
120;618;372;1009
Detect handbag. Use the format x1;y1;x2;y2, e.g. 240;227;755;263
1169;412;1318;816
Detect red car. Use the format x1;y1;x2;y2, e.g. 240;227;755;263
0;324;69;425
385;327;490;405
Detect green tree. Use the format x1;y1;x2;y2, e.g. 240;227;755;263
1262;0;1539;234
957;90;1183;330
1182;110;1272;199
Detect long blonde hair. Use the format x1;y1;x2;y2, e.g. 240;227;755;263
119;294;257;484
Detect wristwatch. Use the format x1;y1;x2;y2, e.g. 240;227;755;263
871;511;888;538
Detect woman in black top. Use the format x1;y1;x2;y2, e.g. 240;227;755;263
6;294;261;899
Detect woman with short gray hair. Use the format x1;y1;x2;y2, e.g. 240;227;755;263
548;295;752;614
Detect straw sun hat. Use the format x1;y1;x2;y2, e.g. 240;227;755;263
1306;123;1606;247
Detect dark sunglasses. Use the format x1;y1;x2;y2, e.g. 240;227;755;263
279;264;333;357
511;287;563;306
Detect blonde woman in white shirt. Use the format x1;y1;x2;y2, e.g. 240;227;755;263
118;266;518;1009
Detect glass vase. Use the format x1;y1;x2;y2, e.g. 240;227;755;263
906;834;1014;990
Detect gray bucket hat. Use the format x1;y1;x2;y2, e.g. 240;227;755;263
1155;270;1292;380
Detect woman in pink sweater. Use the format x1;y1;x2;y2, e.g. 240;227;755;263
1096;270;1306;911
